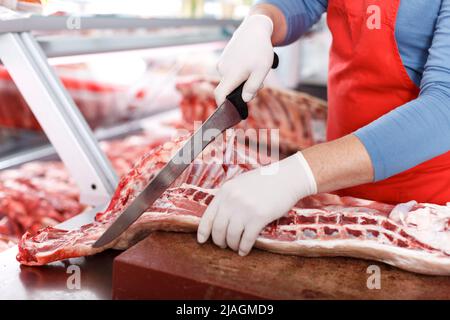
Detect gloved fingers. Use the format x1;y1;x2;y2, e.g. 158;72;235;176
239;223;264;256
197;194;221;243
225;218;245;252
211;206;231;249
241;69;270;102
214;72;248;106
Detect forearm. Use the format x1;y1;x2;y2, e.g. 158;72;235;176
250;4;287;45
350;0;450;181
354;90;450;181
303;89;450;194
252;0;327;45
302;135;374;193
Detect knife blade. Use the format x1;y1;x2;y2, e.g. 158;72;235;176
93;53;279;248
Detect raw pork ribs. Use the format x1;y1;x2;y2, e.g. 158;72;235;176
176;77;328;153
17;135;450;275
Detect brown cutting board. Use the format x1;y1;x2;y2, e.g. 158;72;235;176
112;232;450;300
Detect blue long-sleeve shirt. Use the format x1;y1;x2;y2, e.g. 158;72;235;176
258;0;450;181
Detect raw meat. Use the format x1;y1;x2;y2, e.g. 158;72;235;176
0;161;85;240
0;131;172;247
17;134;267;265
17;135;450;275
0;66;129;131
98;132;173;177
176;76;328;153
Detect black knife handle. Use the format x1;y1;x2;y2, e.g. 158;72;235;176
226;52;279;120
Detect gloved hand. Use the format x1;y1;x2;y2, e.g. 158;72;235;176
214;14;275;105
197;152;317;256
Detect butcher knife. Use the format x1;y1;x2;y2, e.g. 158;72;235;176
93;53;279;248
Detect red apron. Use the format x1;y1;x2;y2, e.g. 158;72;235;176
327;0;450;205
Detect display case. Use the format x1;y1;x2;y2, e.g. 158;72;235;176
0;13;239;164
0;11;240;253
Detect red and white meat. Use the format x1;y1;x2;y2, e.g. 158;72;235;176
0;131;172;251
3;78;449;275
0;66;129;131
16;135;450;275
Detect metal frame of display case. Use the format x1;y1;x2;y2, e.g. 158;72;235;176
0;14;239;205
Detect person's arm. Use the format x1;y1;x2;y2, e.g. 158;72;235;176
197;2;450;256
248;4;287;46
265;0;450;190
303;134;373;193
196;136;372;256
254;0;328;45
353;1;450;182
214;0;327;105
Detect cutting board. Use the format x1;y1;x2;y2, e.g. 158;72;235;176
112;232;450;300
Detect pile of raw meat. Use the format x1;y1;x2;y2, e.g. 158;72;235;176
0;162;83;244
176;76;328;153
4;78;450;276
0;131;171;251
0;66;132;131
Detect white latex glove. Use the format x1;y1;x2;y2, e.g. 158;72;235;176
215;14;275;105
197;152;317;256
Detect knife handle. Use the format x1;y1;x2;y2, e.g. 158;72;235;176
226;52;279;120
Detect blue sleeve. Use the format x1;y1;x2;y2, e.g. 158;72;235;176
256;0;328;45
355;1;450;181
